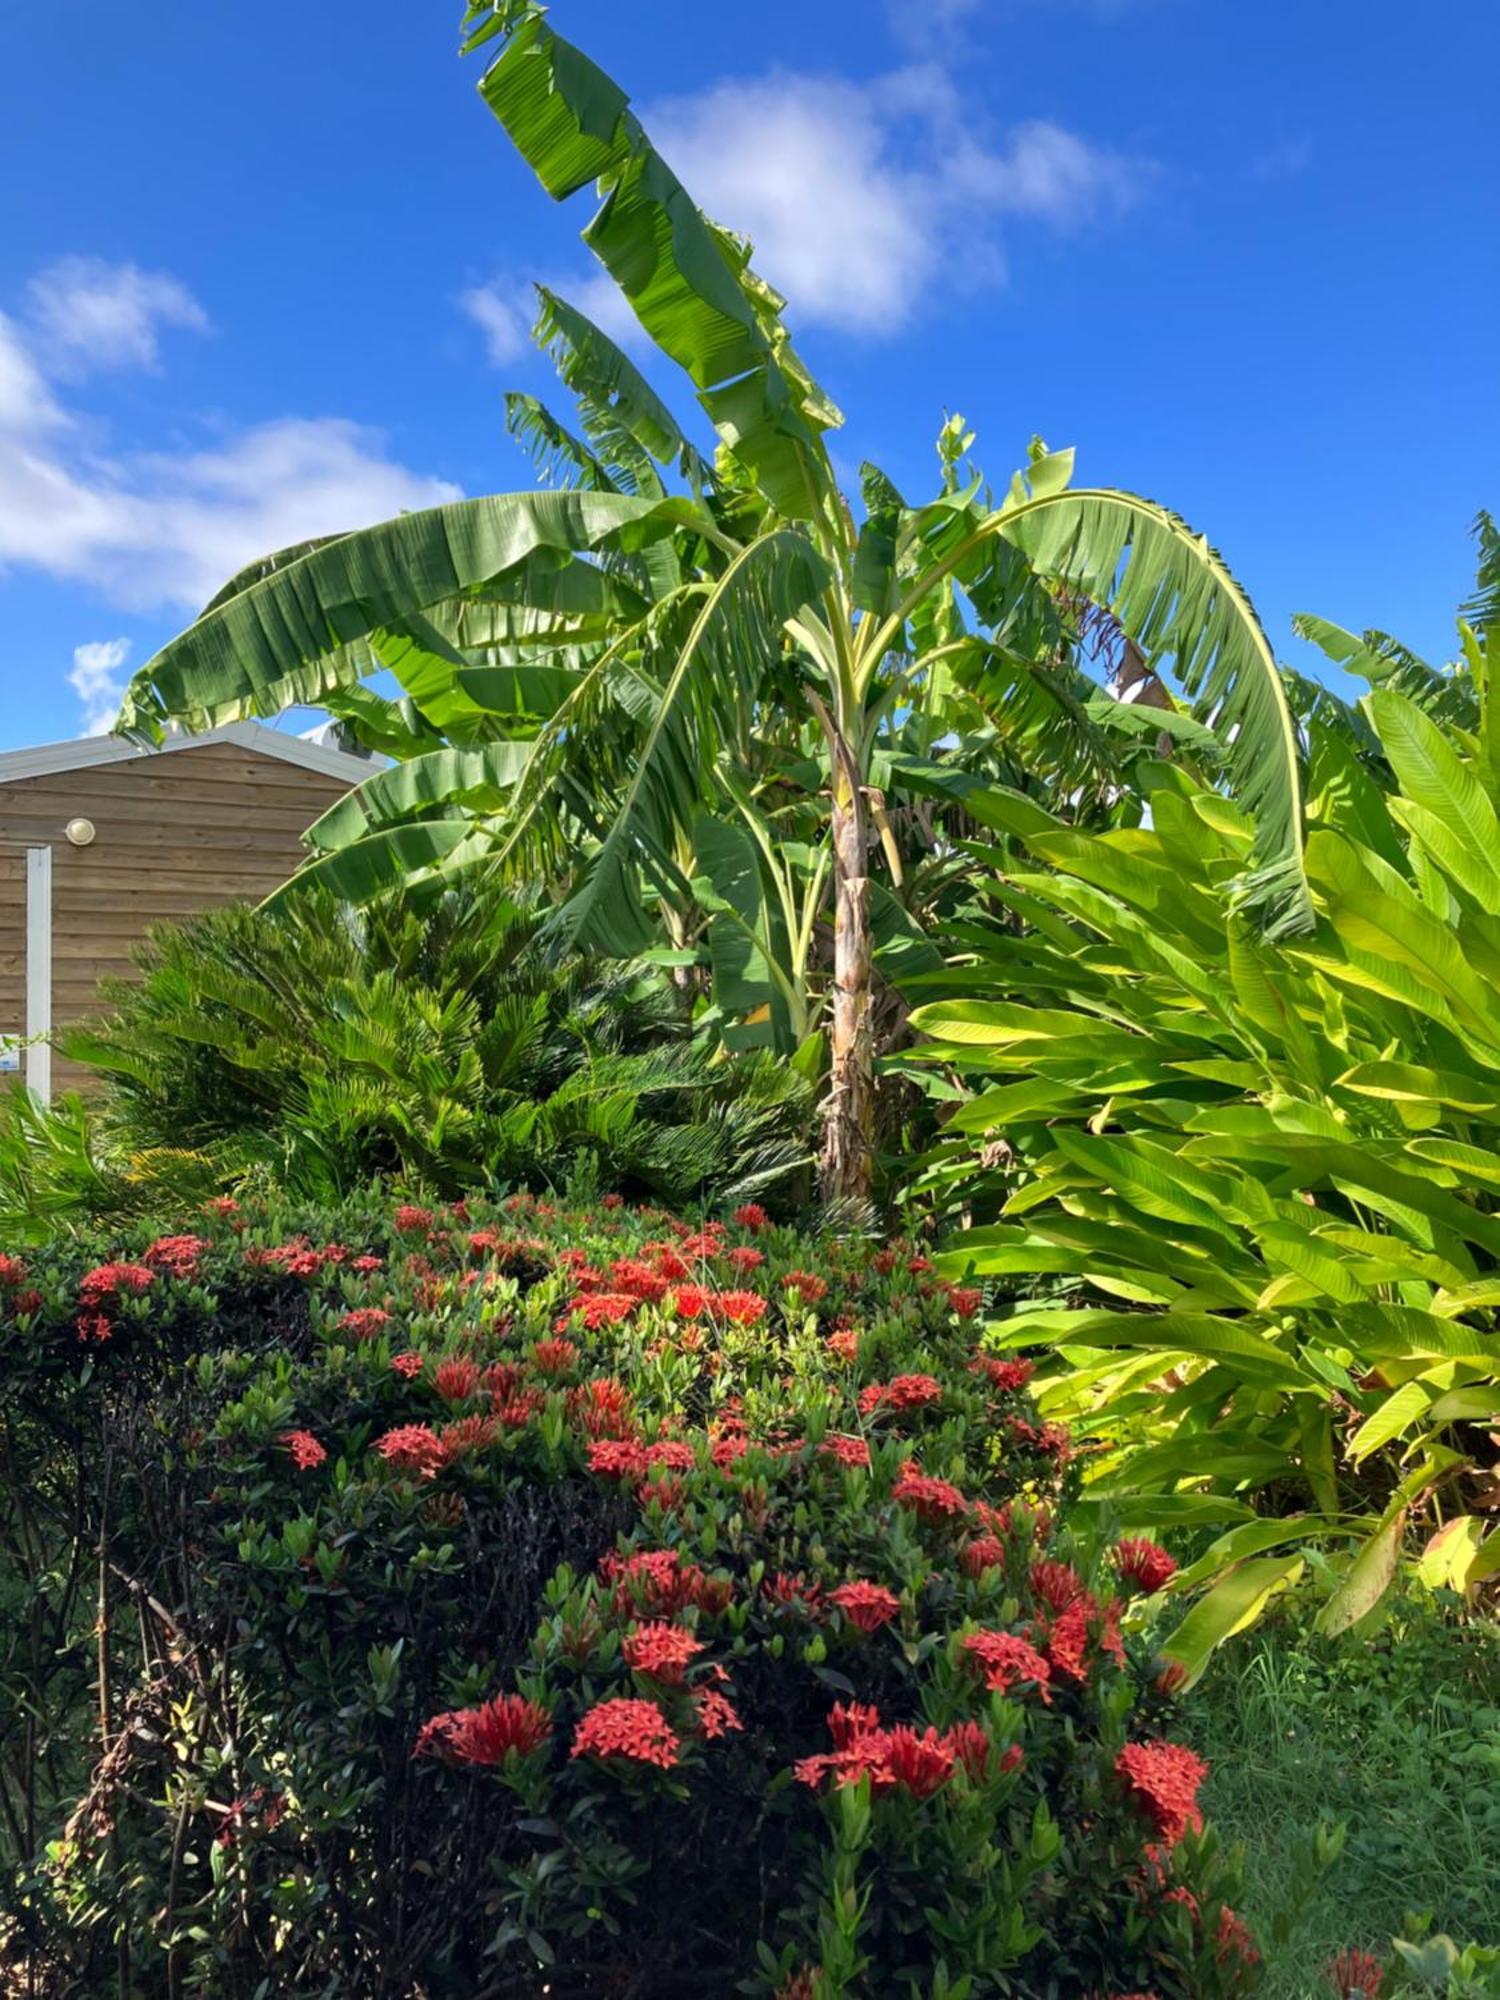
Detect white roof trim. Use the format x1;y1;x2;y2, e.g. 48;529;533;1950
0;720;380;789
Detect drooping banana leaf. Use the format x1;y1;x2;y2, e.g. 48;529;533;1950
114;490;686;738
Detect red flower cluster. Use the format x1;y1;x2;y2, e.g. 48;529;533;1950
530;1336;579;1375
892;1462;967;1523
587;1439;649;1482
716;1288;767;1324
393;1205;434;1233
79;1261;154;1306
281;1429;327;1469
390;1351;424;1378
1115;1740;1208;1845
1326;1948;1384;1998
781;1269;828;1302
820;1433;871;1469
859;1373;942;1417
413;1693;552;1766
795;1703;1017;1801
601;1548;733;1619
971;1354;1035;1393
693;1685;743;1739
945;1286;983;1319
732;1202;770;1231
376;1423;446;1477
0;1252;26;1287
1115;1538;1178;1593
570;1697;681;1770
829;1580;900;1633
960;1630;1054;1700
339;1307;392;1343
433;1357;481;1402
569;1377;635;1439
621;1621;705;1685
143;1234;208;1278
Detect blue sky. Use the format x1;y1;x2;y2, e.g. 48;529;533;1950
0;0;1495;748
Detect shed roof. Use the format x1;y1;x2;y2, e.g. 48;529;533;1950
0;721;378;790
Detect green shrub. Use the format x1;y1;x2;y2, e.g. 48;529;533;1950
912;671;1500;1662
0;886;813;1238
2;1192;1281;1996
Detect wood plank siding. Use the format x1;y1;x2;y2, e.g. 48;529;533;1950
0;741;353;1096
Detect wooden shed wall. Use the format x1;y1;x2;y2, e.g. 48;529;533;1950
0;742;353;1096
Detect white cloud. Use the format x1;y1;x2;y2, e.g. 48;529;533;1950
644;66;1154;336
459;282;531;366
0;312;65;433
0;263;462;615
68;636;132;735
27;256;210;376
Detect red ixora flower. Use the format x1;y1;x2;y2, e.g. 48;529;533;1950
393;1205;434;1233
714;1288;768;1325
433;1357;481;1402
1326;1948;1384;1998
945;1285;983;1319
825;1327;859;1363
1115;1740;1208;1846
1115;1538;1178;1593
960;1630;1054;1701
390;1351;424;1378
376;1423;446;1478
732;1202;770;1232
280;1430;326;1470
781;1268;829;1303
587;1438;650;1482
601;1549;732;1618
829;1580;900;1633
79;1261;154;1306
571;1290;639;1330
530;1336;579;1375
892;1462;967;1523
339;1307;392;1343
571;1697;681;1770
413;1693;552;1766
971;1354;1034;1393
693;1686;743;1740
621;1621;705;1686
820;1433;871;1469
796;1705;1011;1802
859;1373;942;1417
144;1234;208;1278
0;1252;26;1287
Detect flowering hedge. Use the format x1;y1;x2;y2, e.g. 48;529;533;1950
0;1193;1261;1996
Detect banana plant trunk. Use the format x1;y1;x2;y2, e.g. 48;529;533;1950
819;740;875;1206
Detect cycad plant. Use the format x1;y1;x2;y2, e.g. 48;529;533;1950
910;569;1500;1672
45;887;813;1209
115;0;1310;1205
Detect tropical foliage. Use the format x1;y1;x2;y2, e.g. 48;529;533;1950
0;886;813;1238
111;2;1315;1204
1;1191;1293;1995
912;586;1500;1667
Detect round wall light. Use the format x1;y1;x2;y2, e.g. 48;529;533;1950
65;818;97;847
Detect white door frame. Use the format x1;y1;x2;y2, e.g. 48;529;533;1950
25;844;51;1103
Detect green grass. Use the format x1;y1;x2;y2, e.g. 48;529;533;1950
1188;1597;1500;1995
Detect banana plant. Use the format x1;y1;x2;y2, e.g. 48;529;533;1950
909;601;1500;1670
115;0;1312;1204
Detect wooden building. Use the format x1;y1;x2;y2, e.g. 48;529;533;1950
0;722;375;1101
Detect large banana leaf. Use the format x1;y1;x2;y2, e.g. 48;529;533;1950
114;490;684;737
993;491;1311;935
467;5;840;525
